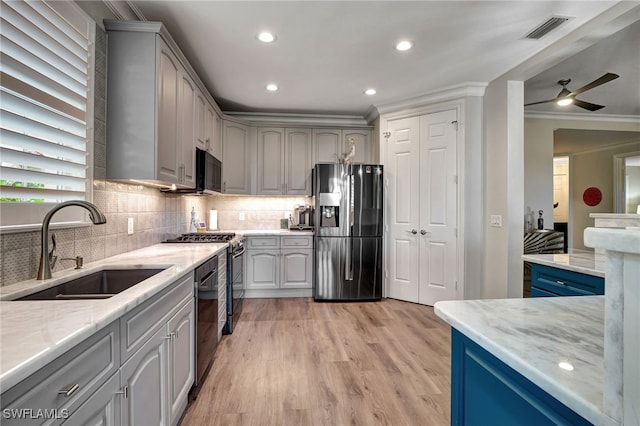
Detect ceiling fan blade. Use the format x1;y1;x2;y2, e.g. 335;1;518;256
569;72;619;97
573;99;605;111
524;99;557;107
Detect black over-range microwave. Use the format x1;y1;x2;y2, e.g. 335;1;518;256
166;148;222;195
196;148;222;194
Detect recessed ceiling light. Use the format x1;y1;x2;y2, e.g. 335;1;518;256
395;40;414;51
257;32;276;43
266;84;278;92
364;88;377;96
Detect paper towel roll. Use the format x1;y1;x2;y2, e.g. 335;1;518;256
209;209;218;231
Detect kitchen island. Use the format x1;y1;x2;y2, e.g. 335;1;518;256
522;252;605;278
523;252;605;297
435;296;611;425
437;226;639;426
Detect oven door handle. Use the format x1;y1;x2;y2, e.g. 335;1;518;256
199;270;217;291
232;247;245;258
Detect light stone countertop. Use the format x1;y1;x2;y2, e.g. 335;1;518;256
234;229;314;236
522;252;605;277
0;243;227;392
434;296;616;426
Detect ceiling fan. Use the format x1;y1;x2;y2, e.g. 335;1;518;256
525;72;619;111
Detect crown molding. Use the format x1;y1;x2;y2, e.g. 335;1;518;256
525;111;640;123
102;1;143;20
223;112;371;128
375;82;487;115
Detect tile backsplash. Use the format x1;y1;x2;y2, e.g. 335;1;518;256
0;183;209;287
207;195;310;230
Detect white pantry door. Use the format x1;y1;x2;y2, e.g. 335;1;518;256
386;116;421;302
418;110;458;305
386;110;458;306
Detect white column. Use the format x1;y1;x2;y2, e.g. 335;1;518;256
584;227;640;425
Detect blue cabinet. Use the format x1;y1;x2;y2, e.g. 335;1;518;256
530;264;603;297
451;329;592;426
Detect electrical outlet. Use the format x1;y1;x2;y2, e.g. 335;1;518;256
239;211;245;221
490;215;502;227
127;217;134;234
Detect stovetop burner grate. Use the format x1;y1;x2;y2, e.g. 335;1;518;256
165;233;236;243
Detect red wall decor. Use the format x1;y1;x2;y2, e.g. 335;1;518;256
583;187;602;206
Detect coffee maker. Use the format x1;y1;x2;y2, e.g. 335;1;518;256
290;205;314;230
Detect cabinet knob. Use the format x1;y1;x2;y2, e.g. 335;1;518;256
556;280;567;286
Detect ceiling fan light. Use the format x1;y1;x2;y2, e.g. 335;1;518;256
557;98;573;106
257;32;276;43
395;40;414;51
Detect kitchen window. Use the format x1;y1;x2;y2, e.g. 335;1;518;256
0;0;95;230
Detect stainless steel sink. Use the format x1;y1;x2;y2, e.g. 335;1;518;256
16;269;165;300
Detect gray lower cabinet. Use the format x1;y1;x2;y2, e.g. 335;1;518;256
64;373;121;426
0;322;119;426
167;301;194;426
120;325;168;425
1;272;196;426
245;236;313;295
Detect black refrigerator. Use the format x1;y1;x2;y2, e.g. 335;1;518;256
313;163;383;301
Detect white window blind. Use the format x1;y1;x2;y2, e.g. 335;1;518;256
0;0;94;229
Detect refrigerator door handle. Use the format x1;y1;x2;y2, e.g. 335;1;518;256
344;238;353;281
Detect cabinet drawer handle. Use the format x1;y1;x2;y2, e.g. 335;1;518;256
58;383;80;397
556;280;566;286
116;386;128;399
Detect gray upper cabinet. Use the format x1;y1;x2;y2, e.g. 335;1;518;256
222;120;254;194
312;129;342;164
312;128;372;164
105;21;217;188
342;129;371;164
157;43;181;184
206;103;222;159
285;128;313;195
256;128;312;195
257;127;284;195
196;90;222;159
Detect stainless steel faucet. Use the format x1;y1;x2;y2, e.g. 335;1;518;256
37;200;107;280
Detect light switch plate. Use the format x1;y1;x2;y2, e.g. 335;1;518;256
239;211;245;221
127;217;134;234
490;215;502;227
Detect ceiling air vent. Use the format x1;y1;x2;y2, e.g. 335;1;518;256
524;16;571;40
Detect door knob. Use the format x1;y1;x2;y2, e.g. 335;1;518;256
420;229;426;235
408;229;417;234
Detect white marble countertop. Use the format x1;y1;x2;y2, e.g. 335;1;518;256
435;296;616;426
522;252;605;277
0;243;227;391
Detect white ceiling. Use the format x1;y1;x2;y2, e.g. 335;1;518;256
129;1;638;118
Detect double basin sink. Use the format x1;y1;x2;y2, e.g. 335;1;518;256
15;268;166;301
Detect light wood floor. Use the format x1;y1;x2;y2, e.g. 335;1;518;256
182;297;451;426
